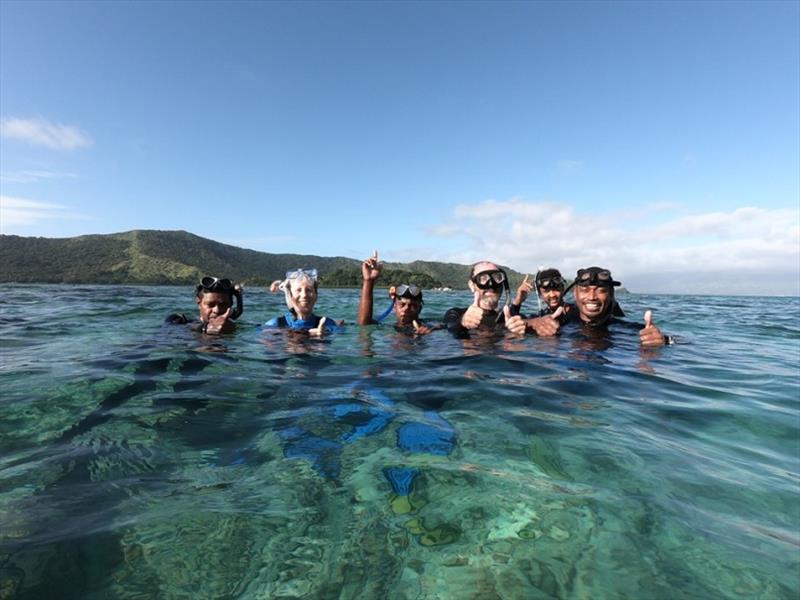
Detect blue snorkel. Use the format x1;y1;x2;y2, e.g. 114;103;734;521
376;301;395;324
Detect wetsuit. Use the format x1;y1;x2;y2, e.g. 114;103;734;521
560;309;673;343
164;313;204;333
443;307;514;338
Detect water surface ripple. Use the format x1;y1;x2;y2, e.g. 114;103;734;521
0;286;797;599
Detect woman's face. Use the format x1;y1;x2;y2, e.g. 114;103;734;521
290;277;317;313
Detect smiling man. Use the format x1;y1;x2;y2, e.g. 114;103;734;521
444;261;526;337
525;267;671;347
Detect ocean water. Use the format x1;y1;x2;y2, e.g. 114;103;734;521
0;285;798;600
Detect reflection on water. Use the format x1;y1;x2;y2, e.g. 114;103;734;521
0;286;798;599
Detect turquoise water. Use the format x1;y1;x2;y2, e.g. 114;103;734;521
1;285;798;599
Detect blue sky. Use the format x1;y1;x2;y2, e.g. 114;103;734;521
1;1;798;295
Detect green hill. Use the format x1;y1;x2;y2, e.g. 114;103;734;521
0;230;528;288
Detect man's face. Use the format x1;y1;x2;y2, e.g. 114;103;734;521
539;286;563;311
394;297;422;325
197;292;232;321
469;261;502;311
573;285;612;322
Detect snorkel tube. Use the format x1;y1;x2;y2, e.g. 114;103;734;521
231;286;243;319
496;268;511;323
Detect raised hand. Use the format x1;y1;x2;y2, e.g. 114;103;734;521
362;250;383;282
527;305;564;337
309;316;328;337
504;305;527;335
639;310;666;347
513;274;533;306
204;306;234;335
269;280;282;293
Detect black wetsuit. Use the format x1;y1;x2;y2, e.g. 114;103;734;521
164;313;204;332
443;307;515;338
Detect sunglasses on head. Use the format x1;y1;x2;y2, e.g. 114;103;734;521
395;284;422;299
286;268;318;281
200;276;234;292
471;269;507;289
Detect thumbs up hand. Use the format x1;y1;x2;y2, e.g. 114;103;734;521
461;289;485;329
412;319;433;336
527;305;564;337
639;310;666;347
309;316;328;337
504;305;527;335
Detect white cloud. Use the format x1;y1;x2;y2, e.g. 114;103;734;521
0;195;86;230
422;198;800;294
0;117;92;150
0;170;79;183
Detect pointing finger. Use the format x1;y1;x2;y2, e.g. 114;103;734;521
373;249;378;261
503;305;511;320
644;310;653;328
522;274;529;285
552;306;564;319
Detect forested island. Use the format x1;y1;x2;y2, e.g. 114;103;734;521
0;230;528;289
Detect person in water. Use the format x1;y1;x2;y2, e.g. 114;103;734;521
264;268;342;336
511;268;573;318
356;250;435;335
444;261;527;337
165;276;243;334
525;266;671;346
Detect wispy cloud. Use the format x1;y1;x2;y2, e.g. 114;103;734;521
0;195;87;230
0;170;79;183
0;117;92;150
554;159;583;176
423;198;800;293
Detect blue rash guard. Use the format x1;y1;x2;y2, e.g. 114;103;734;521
264;310;343;333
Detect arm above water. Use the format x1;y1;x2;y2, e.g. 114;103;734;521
357;251;382;325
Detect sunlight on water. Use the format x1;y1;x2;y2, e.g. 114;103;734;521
0;286;798;599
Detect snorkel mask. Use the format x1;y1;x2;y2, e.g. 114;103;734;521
196;276;243;319
376;284;423;323
470;266;511;321
279;268;319;311
535;269;566;292
564;267;625;318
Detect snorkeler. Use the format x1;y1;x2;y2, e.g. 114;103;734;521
356;250;436;335
264;268;342;336
165;276;243;334
525;267;671;346
444;261;527;337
